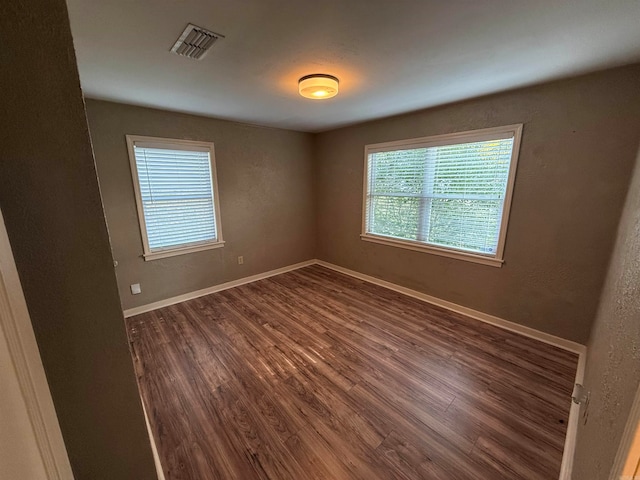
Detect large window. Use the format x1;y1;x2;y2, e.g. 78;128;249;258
362;125;522;266
126;135;224;261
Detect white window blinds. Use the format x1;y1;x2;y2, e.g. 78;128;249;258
132;143;219;252
364;129;519;258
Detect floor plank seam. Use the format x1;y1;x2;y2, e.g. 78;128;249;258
128;265;578;480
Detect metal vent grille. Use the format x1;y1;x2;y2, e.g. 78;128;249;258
170;23;223;60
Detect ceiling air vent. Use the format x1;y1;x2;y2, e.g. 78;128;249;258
170;23;224;60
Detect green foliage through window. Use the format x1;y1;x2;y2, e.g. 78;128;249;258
365;136;515;255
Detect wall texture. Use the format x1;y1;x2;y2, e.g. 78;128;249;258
572;147;640;479
85;100;316;310
0;2;157;479
315;65;640;344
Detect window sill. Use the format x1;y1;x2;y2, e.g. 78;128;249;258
143;241;225;261
360;234;503;267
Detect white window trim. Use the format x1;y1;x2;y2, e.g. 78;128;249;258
361;124;523;268
126;135;225;262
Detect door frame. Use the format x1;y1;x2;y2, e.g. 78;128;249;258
610;384;640;480
0;207;74;479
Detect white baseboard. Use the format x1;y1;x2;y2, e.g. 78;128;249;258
315;260;587;480
123;260;316;317
316;260;586;355
127;257;587;480
141;402;166;480
126;257;586;355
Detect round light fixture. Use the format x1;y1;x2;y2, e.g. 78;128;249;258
298;74;339;100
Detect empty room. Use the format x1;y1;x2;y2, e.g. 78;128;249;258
2;1;640;480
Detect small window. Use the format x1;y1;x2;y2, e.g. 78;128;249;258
362;125;522;267
126;135;224;261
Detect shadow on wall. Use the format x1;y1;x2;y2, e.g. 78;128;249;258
0;0;157;478
572;144;640;479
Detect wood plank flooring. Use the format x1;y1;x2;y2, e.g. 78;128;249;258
127;265;578;480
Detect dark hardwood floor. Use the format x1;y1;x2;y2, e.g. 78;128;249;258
127;265;578;480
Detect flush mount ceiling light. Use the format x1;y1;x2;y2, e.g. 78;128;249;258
298;74;339;100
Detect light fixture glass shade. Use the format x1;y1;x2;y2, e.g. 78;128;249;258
298;74;339;99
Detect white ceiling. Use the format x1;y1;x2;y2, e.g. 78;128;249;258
67;0;640;132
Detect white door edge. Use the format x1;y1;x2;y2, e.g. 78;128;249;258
0;207;74;479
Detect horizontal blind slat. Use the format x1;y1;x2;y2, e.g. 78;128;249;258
365;136;514;255
134;144;219;251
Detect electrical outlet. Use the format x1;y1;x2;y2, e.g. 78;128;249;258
130;283;141;295
237;256;244;265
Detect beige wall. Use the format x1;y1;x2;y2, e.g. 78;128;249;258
0;1;157;478
85;100;316;310
572;146;640;479
315;65;640;344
